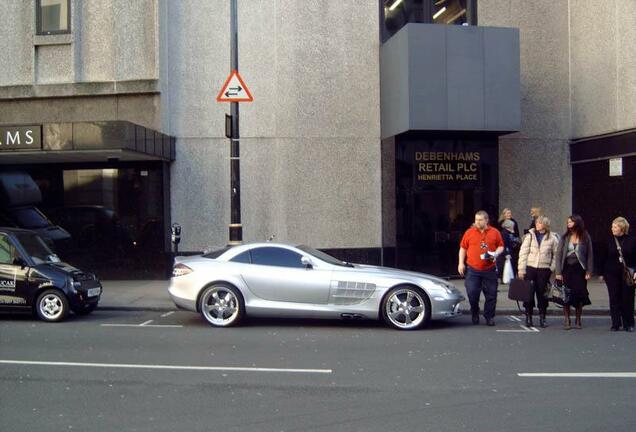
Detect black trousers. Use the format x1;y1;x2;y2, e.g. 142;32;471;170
605;273;635;328
522;267;551;312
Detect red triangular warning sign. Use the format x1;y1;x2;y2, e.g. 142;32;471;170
216;70;253;102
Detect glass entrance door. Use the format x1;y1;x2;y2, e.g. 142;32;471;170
393;133;498;277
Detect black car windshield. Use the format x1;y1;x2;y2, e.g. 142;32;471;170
13;232;59;265
9;207;51;229
297;245;352;267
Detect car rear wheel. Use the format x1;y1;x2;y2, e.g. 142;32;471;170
199;284;244;327
382;286;430;330
35;289;69;322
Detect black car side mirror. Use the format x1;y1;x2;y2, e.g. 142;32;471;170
13;256;27;268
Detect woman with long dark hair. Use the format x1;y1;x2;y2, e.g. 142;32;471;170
555;215;593;329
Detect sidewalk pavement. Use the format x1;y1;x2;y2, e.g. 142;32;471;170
98;278;613;315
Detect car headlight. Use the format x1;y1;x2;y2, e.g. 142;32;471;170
432;283;456;295
172;263;193;277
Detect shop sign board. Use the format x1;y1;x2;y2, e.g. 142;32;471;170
0;126;42;151
414;151;480;184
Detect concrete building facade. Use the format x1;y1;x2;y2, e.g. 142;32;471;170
0;0;634;278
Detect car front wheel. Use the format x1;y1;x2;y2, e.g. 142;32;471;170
199;284;244;327
35;289;70;322
382;286;430;330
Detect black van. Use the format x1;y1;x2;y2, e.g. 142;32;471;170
0;227;101;321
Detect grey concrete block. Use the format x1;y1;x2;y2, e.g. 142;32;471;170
0;1;32;86
35;44;75;84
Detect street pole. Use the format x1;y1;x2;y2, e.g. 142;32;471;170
228;0;242;245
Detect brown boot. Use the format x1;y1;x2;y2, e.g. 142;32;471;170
564;306;571;330
575;306;582;329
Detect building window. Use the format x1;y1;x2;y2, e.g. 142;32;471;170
36;0;71;35
382;0;477;42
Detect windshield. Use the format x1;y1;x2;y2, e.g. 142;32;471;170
9;207;51;229
297;245;352;267
13;232;60;265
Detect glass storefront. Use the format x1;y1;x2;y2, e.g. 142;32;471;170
13;162;169;279
386;133;498;276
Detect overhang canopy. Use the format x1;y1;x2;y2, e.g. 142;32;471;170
0;121;175;165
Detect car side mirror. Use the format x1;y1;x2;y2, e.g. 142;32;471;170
13;256;27;268
301;256;313;269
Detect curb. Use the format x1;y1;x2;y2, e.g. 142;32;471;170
96;305;613;316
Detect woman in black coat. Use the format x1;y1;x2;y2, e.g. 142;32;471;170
599;217;636;332
555;214;593;329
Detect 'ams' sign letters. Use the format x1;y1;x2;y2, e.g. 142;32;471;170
0;126;42;151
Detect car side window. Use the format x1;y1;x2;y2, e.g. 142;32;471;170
0;235;17;265
249;247;304;268
230;251;251;264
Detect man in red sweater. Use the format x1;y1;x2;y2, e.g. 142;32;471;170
458;210;504;326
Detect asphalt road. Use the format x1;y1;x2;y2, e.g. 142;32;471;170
1;310;635;432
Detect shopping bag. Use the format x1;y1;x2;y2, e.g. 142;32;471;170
508;278;534;303
502;255;514;284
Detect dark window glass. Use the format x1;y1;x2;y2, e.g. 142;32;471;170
381;0;477;43
249;247;304;268
0;234;18;264
230;251;251;264
37;0;71;35
14;232;57;264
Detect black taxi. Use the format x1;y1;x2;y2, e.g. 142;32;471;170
0;227;102;322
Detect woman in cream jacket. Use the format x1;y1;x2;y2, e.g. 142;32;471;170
517;216;559;327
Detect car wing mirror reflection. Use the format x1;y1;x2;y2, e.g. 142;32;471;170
300;256;313;269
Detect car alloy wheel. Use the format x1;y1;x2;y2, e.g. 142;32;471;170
383;287;429;330
199;284;244;327
36;289;69;322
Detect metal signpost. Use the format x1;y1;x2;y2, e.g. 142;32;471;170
216;0;253;245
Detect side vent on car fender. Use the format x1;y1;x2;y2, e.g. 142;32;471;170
329;281;376;305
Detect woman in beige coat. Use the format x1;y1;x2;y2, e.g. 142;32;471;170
517;216;559;327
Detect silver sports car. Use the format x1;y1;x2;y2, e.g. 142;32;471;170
168;243;464;330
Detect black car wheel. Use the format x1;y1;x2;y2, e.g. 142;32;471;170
35;289;70;322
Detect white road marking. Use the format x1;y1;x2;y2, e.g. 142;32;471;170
140;320;154;326
518;372;636;378
509;315;522;322
0;360;332;374
497;324;540;333
100;324;183;328
160;311;175;317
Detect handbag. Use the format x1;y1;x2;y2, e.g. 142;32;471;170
547;281;571;306
624;266;636;287
614;237;636;287
508;278;534;303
